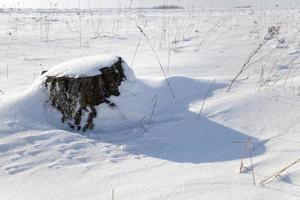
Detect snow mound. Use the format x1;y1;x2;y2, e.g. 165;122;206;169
0;54;139;133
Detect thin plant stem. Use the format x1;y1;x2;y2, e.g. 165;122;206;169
249;143;256;186
131;35;142;67
149;95;158;123
131;22;148;67
137;25;175;99
227;26;280;92
227;39;268;92
198;79;216;120
260;159;300;185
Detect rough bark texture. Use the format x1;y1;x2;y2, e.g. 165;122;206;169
45;57;126;131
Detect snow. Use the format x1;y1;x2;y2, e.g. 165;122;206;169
0;54;137;133
45;54;119;78
0;6;300;200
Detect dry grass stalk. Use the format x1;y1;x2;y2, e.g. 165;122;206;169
260;159;300;186
290;70;297;88
227;26;280;92
195;23;220;51
283;57;298;88
236;138;256;186
131;22;148;67
137;25;176;99
227;39;268;92
198;79;216;120
235;138;256;186
0;89;4;95
249;142;256;186
256;66;264;92
131;35;143;67
167;29;171;74
149;94;158;123
263;49;285;85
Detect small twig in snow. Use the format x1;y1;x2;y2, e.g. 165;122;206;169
149;94;158;123
227;26;280;92
198;79;216;120
260;159;300;186
236;138;256;186
131;21;147;67
137;25;175;99
227;39;268;92
249;140;256;186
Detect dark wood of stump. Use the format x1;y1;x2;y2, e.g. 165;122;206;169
45;57;126;132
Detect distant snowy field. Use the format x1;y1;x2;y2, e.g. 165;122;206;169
0;7;300;200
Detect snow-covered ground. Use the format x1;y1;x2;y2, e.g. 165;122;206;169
0;7;300;199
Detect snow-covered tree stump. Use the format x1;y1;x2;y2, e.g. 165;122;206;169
43;55;131;132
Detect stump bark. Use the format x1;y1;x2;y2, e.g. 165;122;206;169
45;57;126;131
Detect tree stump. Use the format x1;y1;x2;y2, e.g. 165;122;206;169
44;56;127;132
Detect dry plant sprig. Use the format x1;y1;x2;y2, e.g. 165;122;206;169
283;56;298;88
227;26;280;92
131;21;148;67
249;141;256;186
198;79;216;120
195;23;220;51
114;104;148;134
256;66;264;92
260;159;300;186
131;35;142;67
0;88;4;95
227;39;268;92
137;25;176;99
149;94;158;123
234;138;256;186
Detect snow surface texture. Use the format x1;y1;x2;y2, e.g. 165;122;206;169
45;54;134;79
0;7;300;200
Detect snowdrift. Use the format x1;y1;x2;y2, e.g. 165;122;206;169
0;54;144;133
44;55;136;131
